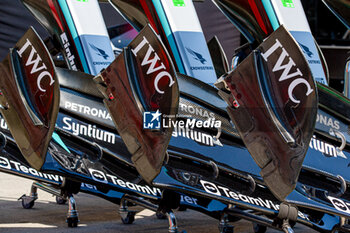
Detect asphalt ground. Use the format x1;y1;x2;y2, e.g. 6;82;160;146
0;172;317;233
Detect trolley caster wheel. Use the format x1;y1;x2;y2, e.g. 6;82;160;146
221;225;234;233
67;217;79;227
156;211;167;219
289;221;296;228
121;211;136;224
22;199;35;209
19;195;36;209
56;196;67;205
253;223;267;233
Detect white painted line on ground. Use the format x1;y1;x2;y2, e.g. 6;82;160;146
0;223;57;228
135;209;155;219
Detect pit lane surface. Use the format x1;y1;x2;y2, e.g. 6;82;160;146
0;172;317;233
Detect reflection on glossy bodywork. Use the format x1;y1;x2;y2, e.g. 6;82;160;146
0;27;60;170
212;0;274;43
216;26;318;200
94;25;179;183
21;0;84;71
322;0;350;29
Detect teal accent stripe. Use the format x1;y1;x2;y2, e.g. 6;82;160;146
262;0;280;30
52;132;70;153
57;0;90;73
152;0;185;74
53;0;89;154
